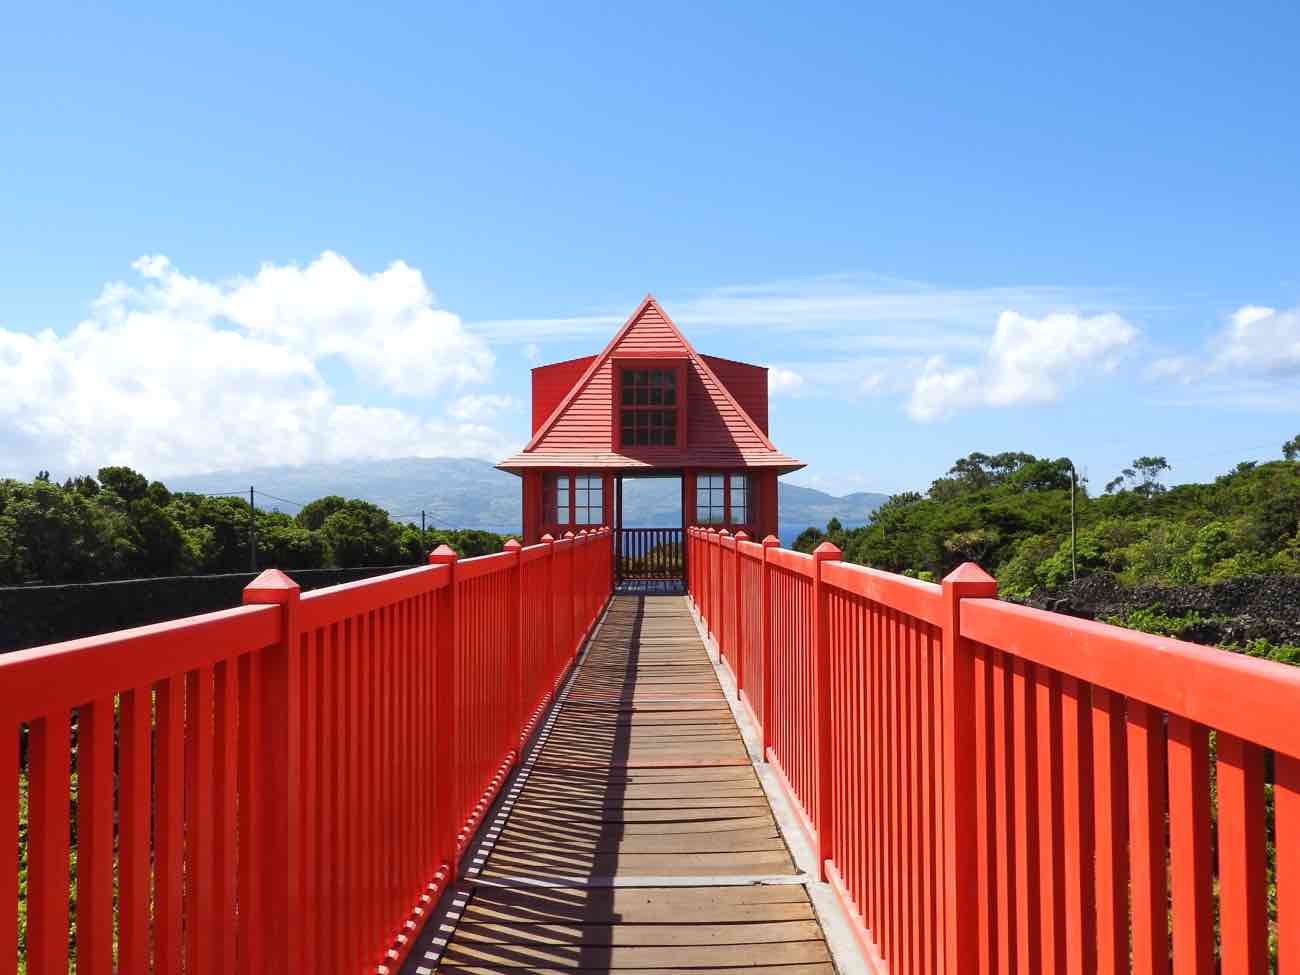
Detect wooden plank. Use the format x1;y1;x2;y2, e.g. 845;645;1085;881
462;899;815;926
413;594;836;975
436;966;835;975
439;939;832;968
490;831;785;855
465;883;811;912
452;919;824;946
480;849;797;878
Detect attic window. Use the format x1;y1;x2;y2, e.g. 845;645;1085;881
619;367;679;447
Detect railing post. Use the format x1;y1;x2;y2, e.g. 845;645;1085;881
503;538;523;759
811;541;842;881
564;531;576;659
541;534;556;686
428;544;459;876
712;530;722;644
242;568;303;972
761;534;779;753
733;530;750;691
718;530;731;657
941;562;997;975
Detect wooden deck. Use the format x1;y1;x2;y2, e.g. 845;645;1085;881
403;594;838;974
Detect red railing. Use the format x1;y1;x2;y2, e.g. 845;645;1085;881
3;527;612;975
687;525;1300;974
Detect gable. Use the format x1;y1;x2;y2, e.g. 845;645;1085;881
526;298;774;456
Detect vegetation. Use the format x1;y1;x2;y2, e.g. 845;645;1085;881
794;441;1300;599
0;467;510;584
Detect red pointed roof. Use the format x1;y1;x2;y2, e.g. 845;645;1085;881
497;296;803;473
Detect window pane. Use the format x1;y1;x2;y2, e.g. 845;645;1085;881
622;369;634;386
664;429;676;446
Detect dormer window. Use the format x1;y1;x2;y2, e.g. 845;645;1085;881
615;361;686;449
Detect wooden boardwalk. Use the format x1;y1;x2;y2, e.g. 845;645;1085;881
403;594;838;974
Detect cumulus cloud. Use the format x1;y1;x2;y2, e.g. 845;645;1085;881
769;367;804;394
1216;304;1300;374
0;253;510;478
907;310;1138;421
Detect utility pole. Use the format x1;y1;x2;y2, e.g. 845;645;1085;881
1067;462;1077;582
249;486;257;572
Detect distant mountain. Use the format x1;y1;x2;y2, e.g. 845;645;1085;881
169;457;523;533
168;457;886;542
777;483;888;545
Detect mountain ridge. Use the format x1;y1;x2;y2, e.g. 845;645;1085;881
168;457;886;543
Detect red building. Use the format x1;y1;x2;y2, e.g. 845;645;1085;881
497;295;804;556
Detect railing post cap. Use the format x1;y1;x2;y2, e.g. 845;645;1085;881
812;541;842;561
719;528;731;537
707;527;717;534
942;561;998;590
541;533;555;544
563;530;575;539
503;537;522;551
428;543;459;565
243;568;300;603
734;529;751;541
762;534;781;548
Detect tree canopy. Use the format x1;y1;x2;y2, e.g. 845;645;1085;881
0;467;511;584
794;448;1300;597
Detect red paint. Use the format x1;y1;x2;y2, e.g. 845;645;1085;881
701;353;769;434
501;296;802;545
3;530;612;975
531;354;596;432
686;528;1300;975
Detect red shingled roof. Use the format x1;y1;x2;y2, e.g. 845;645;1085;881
497;296;803;474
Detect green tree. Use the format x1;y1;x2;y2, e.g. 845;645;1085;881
97;466;149;502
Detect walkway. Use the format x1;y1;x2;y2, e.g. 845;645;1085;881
402;594;839;973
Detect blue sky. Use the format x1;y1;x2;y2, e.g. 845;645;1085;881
2;1;1298;496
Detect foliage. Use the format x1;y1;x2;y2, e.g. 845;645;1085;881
793;451;1300;600
0;467;512;584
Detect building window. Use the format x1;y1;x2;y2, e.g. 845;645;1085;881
729;473;749;525
575;474;603;525
544;473;570;525
697;473;726;524
619;368;678;447
696;471;750;528
544;473;603;527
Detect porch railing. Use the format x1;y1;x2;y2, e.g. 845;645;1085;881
687;525;1300;974
615;527;684;581
3;528;612;975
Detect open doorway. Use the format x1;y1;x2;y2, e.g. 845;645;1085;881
615;472;684;586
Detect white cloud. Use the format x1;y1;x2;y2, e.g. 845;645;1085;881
1216;304;1300;374
449;394;515;422
468;273;1120;348
523;342;540;363
908;310;1138;421
1140;303;1300;397
0;254;512;478
769;367;804;394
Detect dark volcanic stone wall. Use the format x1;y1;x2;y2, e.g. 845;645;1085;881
1;566;416;653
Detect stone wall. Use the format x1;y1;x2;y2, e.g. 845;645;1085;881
1;566;417;653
